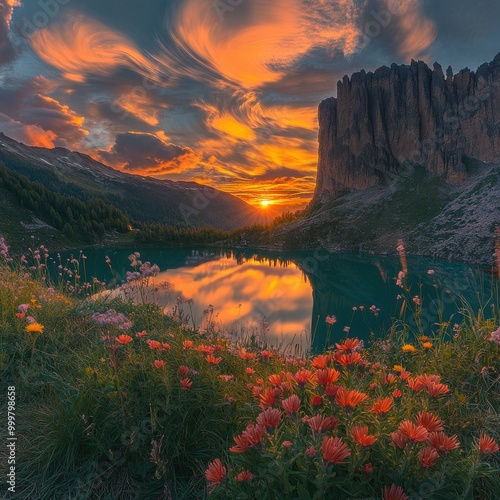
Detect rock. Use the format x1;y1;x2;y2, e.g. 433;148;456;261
314;53;500;202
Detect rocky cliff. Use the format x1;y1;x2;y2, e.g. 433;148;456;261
314;53;500;201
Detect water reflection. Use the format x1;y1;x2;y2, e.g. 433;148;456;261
63;247;495;353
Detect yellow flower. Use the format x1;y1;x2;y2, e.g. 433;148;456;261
393;365;404;372
419;335;430;342
422;341;433;349
401;344;416;353
26;322;44;334
30;298;37;304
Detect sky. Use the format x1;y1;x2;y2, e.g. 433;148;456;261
0;0;499;211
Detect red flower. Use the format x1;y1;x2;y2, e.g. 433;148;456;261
116;334;133;345
427;432;459;453
257;407;281;430
335;338;360;351
236;470;253;482
197;344;215;354
180;378;193;390
478;434;500;455
154;360;166;369
398;420;428;442
419;447;440;468
370;397;393;416
350;426;377;447
311;394;323;407
182;340;193;350
268;374;283;386
316;368;340;387
238;348;257;361
281;394;301;414
260;350;273;359
363;462;374;476
294;369;313;387
416;411;443;432
245;367;255;375
229;423;265;453
336;352;362;366
392;389;403;398
135;330;147;338
390;431;408;450
382;373;397;384
206;354;222;365
382;484;409;500
322;436;350;465
311;354;329;368
335;387;368;409
178;365;190;376
325;384;340;399
205;459;226;492
146;339;161;349
259;387;277;408
426;382;450;397
307;414;340;435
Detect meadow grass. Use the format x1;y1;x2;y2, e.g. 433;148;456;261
0;238;499;499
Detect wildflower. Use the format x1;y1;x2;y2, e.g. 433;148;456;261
25;322;44;334
307;414;339;436
399;370;411;381
478;434;500;455
245;367;255;375
382;484;408;500
135;330;148;338
219;375;233;382
335;387;368;409
401;344;415;353
393;365;404;372
427;269;435;275
350;426;377;447
180;378;193;390
206;354;222;365
316;368;340;387
154;360;166;369
238;348;257;361
18;304;30;313
325;315;337;325
370;397;393;416
481;366;489;377
322;436;350;465
236;471;253;482
116;334;133;345
363;463;374;476
257;408;281;430
392;389;403;398
282;440;293;448
336;352;362;366
382;373;396;384
416;412;443;432
259;387;276;408
230;424;264;453
419;447;440;468
197;344;215;354
335;338;360;351
343;326;350;333
398;420;428;442
422;341;433;349
390;431;408;449
146;340;161;350
178;365;190;375
268;374;283;386
182;340;193;350
325;384;340;399
311;394;323;407
161;342;171;351
16;313;25;319
261;350;273;359
412;296;421;305
488;327;500;345
294;369;313;388
205;459;226;492
311;354;329;368
427;382;450;397
305;446;316;457
281;394;301;415
427;432;459;453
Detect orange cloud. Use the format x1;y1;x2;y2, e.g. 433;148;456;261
0;112;57;147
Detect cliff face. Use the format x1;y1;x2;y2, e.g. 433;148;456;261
314;53;500;201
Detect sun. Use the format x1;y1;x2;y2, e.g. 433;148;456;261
260;199;271;208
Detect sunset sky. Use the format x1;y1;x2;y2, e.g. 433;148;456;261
0;0;499;210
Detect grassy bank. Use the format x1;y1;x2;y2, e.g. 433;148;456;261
0;238;499;499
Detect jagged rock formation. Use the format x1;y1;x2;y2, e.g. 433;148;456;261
314;53;500;202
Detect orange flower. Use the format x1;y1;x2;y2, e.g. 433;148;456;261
260;350;273;359
390;431;408;450
335;338;360;351
322;436;351;465
398;420;429;442
154;360;166;369
350;426;377;447
25;322;44;334
478;434;500;455
229;434;251;453
256;408;281;430
182;340;193;350
427;432;459;453
311;394;323;407
281;394;301;414
416;411;443;432
419;447;440;468
178;365;190;375
311;354;330;368
268;374;283;386
392;389;403;398
370;397;393;416
180;378;193;390
245;367;255;375
294;369;313;387
236;470;253;482
116;334;133;345
399;370;411;381
316;368;341;387
161;342;171;351
135;330;147;338
382;484;409;500
335;387;368;409
238;348;257;361
307;414;339;435
336;352;362;366
325;385;340;399
382;373;397;384
206;354;222;365
259;387;277;408
427;383;450;397
197;344;215;354
146;339;161;349
205;459;226;492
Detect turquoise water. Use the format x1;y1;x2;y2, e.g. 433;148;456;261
59;247;496;353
